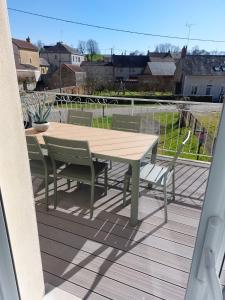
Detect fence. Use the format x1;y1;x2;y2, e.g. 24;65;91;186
21;91;222;162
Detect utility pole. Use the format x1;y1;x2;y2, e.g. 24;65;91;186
186;23;195;49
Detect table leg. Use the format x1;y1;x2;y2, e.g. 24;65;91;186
151;141;158;164
130;160;140;226
148;141;158;189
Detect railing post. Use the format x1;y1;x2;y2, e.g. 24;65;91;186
131;99;134;116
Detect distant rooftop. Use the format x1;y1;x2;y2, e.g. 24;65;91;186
112;55;149;68
149;52;174;62
42;42;83;55
179;55;225;76
12;38;38;52
62;63;84;73
147;61;176;76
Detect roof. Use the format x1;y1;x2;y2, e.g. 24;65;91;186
12;38;38;51
42;42;83;55
81;61;112;67
62;64;84;73
179;55;225;76
147;62;176;76
112;55;149;68
16;63;38;71
40;57;50;66
149;52;174;62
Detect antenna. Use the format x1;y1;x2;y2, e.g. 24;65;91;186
186;23;195;49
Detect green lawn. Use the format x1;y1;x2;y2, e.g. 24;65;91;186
94;90;172;97
194;112;220;137
92;112;211;162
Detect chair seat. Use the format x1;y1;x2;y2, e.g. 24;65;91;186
126;162;173;186
57;161;107;182
29;157;63;177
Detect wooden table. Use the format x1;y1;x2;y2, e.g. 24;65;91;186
26;122;159;225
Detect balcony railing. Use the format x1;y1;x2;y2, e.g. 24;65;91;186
21;91;222;162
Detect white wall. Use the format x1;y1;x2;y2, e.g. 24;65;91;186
41;52;85;67
183;75;225;100
71;54;85;66
0;0;44;299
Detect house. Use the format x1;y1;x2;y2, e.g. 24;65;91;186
81;61;114;90
42;63;86;90
174;54;225;101
137;52;176;91
112;54;149;81
39;57;49;75
40;42;85;68
81;55;148;90
139;61;176;91
12;37;40;69
12;37;41;90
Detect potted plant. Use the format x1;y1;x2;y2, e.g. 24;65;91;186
26;96;52;132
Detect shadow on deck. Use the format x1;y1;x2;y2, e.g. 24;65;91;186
33;157;209;300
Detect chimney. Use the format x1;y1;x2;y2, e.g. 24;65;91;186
26;36;30;43
181;46;187;58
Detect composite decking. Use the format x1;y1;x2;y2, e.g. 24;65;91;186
33;157;210;300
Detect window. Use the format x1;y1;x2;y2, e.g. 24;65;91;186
206;85;212;95
191;86;198;95
55;55;57;59
73;56;75;62
78;57;80;62
30;58;32;63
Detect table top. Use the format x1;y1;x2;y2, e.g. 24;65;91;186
25;122;158;162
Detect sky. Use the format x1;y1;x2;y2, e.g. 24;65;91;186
7;0;225;54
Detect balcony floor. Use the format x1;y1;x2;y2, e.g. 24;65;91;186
34;157;209;300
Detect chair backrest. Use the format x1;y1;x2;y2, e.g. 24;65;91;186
168;130;191;170
26;136;44;161
112;114;141;133
43;136;93;168
67;110;93;127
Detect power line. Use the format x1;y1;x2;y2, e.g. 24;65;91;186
8;7;225;43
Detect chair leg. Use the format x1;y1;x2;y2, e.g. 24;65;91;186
172;171;175;202
104;167;108;195
53;174;58;209
90;181;95;219
67;179;71;190
45;176;49;211
123;174;129;207
163;183;168;223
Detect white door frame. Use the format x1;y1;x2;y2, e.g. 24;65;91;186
0;0;44;299
185;101;225;299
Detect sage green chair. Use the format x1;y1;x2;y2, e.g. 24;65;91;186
26;136;62;210
108;114;142;169
43;136;108;219
67;110;93;127
112;114;141;133
123;131;191;223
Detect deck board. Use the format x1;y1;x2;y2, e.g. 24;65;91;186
34;157;208;299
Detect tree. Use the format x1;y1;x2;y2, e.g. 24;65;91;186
86;39;100;61
191;46;209;55
36;40;44;51
154;43;180;53
129;50;144;55
77;40;86;54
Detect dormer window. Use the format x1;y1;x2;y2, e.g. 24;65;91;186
213;66;221;72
